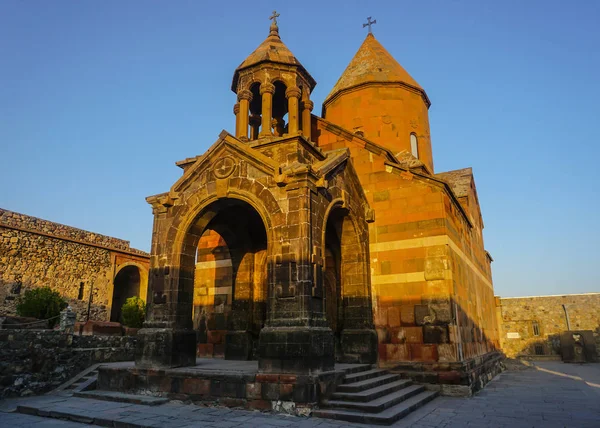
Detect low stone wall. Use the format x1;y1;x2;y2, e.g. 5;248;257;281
0;329;137;398
497;293;600;359
0;208;149;323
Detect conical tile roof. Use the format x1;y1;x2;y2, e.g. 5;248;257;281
324;33;427;105
232;24;315;92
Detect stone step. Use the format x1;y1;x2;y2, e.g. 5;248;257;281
73;390;168;406
342;364;373;375
325;384;425;413
331;379;413;402
343;368;389;384
314;390;438;425
337;373;401;393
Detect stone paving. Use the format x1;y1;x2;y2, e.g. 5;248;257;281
0;361;598;427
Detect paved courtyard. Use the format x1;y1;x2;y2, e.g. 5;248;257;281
0;361;598;427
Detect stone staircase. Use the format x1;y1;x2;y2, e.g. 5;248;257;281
314;365;438;425
51;364;100;396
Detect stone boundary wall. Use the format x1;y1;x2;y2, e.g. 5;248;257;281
0;208;147;256
497;293;600;358
0;329;137;398
0;208;149;321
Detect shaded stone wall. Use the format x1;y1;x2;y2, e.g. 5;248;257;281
0;209;149;322
497;293;600;358
0;328;137;398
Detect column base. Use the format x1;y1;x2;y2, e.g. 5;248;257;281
225;331;253;360
258;326;334;374
135;325;197;369
340;329;378;364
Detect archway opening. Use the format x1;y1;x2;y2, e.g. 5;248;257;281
249;82;262;139
111;265;141;323
323;205;375;363
186;199;268;360
272;80;288;136
324;207;346;361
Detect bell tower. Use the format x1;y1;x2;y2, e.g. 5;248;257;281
231;11;316;142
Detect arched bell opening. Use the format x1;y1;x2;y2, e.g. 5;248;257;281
186;198;268;360
110;265;141;323
249;82;262;140
272;80;288;136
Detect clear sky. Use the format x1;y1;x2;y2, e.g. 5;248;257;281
1;1;598;298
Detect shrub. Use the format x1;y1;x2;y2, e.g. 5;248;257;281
121;296;146;328
16;286;67;328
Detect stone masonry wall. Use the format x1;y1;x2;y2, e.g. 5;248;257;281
0;329;137;398
497;293;600;358
0;209;149;321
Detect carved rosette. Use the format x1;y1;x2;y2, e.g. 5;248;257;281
212;156;236;179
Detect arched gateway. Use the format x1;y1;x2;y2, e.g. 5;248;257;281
137;130;376;372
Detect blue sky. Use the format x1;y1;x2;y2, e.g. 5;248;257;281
1;1;598;298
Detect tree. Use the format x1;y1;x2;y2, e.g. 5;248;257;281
16;287;67;328
120;296;146;328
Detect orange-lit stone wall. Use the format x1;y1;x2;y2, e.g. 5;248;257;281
193;229;233;358
314;119;499;367
323;85;434;172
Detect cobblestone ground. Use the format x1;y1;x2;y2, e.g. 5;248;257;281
0;361;598;428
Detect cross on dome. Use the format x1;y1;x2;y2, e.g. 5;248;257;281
363;16;376;34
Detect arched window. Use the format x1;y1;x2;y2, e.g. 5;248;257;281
410;133;419;158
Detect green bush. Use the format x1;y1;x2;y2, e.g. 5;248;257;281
16;286;67;328
121;296;146;328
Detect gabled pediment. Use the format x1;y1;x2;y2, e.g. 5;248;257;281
171;131;279;194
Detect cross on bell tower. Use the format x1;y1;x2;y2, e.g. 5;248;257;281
363;16;377;34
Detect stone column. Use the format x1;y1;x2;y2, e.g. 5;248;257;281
302;100;314;141
237;90;252;141
60;306;76;334
286;86;301;135
249;114;261;140
258;186;334;375
233;103;240;138
259;83;275;137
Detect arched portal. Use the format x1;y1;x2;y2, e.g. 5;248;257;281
111;265;141;323
323;204;377;363
184;198;268;360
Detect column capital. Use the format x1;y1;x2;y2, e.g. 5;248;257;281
285;86;301;100
260;82;276;95
302;100;314;112
237;89;253;102
233;103;240;115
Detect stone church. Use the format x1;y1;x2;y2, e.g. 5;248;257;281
137;16;502;396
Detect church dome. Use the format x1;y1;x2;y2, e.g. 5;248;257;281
323;33;429;107
231;22;316;93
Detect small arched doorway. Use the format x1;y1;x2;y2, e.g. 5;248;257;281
185;198;268;360
323;204;377;363
111;265;141;323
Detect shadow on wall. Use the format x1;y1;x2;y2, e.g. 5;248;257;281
374;294;499;366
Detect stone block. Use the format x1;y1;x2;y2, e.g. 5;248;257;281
386;344;410;361
410;344;438;362
181;378;210;396
246;382;262;399
400;305;415;325
414;305;433;326
423;325;449;344
387;307;401;327
438;344;458;362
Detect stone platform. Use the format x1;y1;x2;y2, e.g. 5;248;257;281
97;358;361;414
